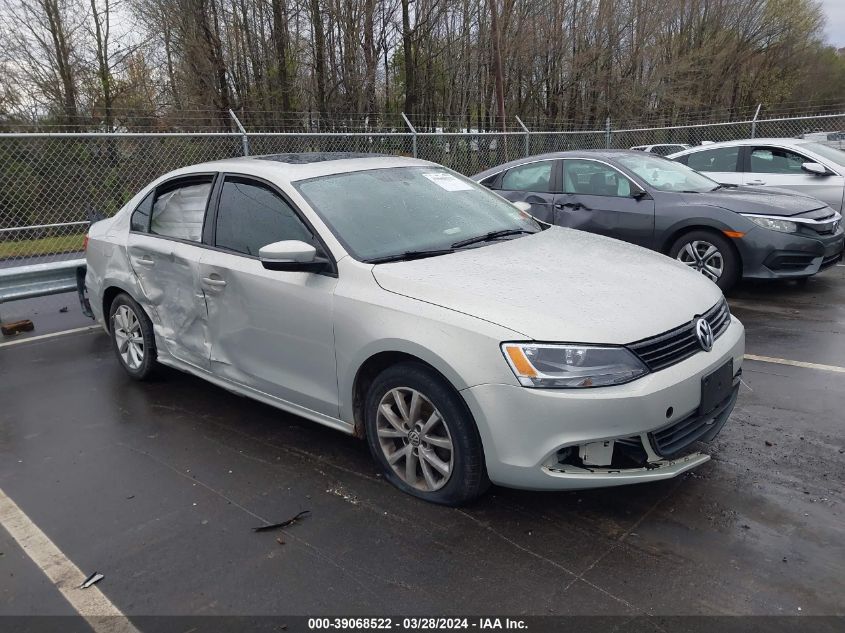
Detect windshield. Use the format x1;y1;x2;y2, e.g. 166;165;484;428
616;153;719;192
799;142;845;168
295;166;540;262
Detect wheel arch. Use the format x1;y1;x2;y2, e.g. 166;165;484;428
350;350;468;440
660;223;744;276
101;284;137;332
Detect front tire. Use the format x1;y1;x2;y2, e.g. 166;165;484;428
669;230;740;292
364;362;489;506
109;293;158;380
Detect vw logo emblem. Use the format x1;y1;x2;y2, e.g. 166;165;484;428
695;318;714;352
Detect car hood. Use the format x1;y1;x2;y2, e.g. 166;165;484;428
371;227;723;344
679;187;827;216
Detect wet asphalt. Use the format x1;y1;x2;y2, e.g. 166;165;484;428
0;266;843;624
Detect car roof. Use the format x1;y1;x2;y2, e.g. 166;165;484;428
471;149;669;179
161;153;436;184
669;138;813;154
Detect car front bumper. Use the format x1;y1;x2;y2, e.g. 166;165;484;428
461;316;745;490
737;226;844;280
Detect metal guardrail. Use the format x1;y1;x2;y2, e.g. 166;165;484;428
0;259;90;323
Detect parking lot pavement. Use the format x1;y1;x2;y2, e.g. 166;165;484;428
0;267;843;623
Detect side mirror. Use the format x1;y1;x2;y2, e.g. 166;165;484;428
512;201;532;213
631;187;650;200
801;162;829;176
259;240;326;272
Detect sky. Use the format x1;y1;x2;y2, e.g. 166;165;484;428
820;0;845;47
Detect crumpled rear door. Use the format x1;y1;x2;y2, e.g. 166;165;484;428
127;233;209;369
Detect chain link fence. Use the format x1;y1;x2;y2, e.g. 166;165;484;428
2;112;844;267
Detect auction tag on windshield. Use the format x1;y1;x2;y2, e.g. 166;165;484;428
422;172;474;191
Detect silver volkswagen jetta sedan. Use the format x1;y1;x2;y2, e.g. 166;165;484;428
84;153;745;505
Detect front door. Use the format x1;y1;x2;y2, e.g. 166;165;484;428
742;145;845;210
127;176;214;369
554;159;655;248
199;175;339;417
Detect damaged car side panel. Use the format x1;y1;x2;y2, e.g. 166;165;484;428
198;249;340;418
127;233;210;369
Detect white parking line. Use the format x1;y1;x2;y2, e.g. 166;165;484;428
0;487;139;632
744;354;845;374
0;325;100;348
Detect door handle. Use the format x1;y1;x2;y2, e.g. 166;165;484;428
555;202;587;210
135;256;155;267
201;277;227;288
747;180;766;185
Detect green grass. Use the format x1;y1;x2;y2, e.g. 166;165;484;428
0;234;85;260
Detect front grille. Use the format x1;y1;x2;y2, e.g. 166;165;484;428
628;299;730;372
650;383;738;457
812;223;837;235
795;208;840;235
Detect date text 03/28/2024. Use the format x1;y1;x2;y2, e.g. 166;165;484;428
307;617;528;630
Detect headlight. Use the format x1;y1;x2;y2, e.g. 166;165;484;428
501;343;648;388
746;216;798;233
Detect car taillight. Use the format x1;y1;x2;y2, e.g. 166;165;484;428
83;235;89;251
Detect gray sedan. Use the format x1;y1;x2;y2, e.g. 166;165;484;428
473;151;844;291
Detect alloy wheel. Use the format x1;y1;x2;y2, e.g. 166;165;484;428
676;240;724;282
376;387;454;492
113;304;144;370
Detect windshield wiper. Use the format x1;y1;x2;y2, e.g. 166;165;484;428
365;248;455;264
450;229;536;249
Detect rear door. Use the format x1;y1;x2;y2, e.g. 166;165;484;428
742;145;845;209
127;174;214;369
675;146;742;186
488;159;558;224
554;158;655;248
198;174;339;417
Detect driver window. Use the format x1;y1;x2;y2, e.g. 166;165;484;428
563;160;634;198
749;147;807;174
215;177;314;256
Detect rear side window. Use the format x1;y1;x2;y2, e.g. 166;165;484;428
149;178;213;242
686;147;740;172
501;161;553;193
215;177;314;256
749;147;807;174
130;192;153;232
479;173;499;189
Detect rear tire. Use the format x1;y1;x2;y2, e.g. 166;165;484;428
669;230;740;292
364;362;489;506
108;293;158;380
